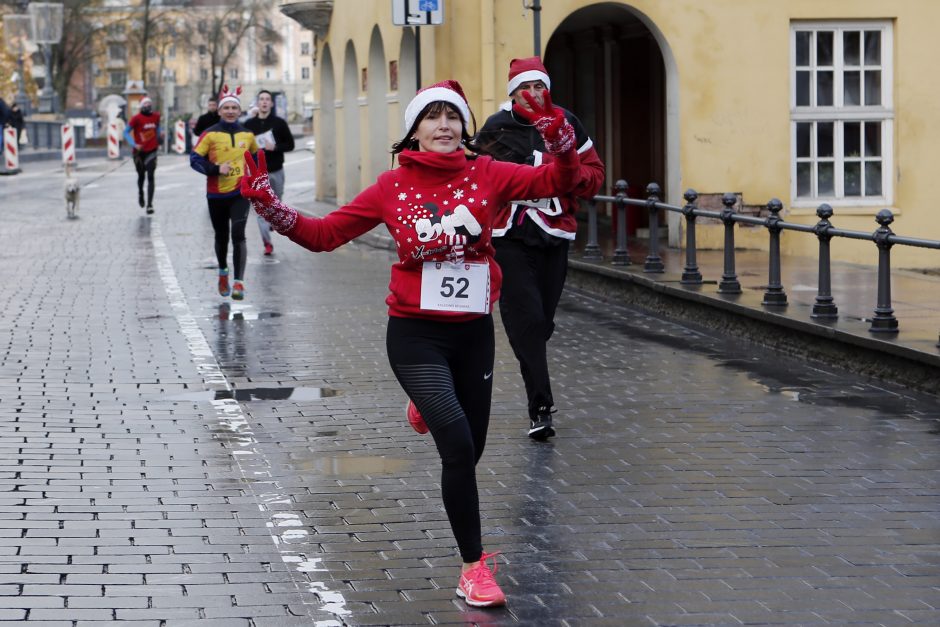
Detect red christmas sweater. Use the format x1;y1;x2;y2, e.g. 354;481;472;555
285;148;578;321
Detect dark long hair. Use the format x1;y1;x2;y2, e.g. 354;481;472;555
391;101;478;155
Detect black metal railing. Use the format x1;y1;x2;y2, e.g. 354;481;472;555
583;180;940;345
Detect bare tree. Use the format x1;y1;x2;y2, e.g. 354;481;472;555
51;0;108;111
126;0;192;107
198;0;280;97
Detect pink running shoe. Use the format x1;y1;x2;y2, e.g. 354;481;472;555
456;551;506;607
406;400;428;434
218;271;231;297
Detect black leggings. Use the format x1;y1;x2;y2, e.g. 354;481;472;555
208;196;250;281
134;150;157;206
386;315;495;563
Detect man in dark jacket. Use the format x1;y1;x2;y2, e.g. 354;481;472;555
474;57;606;441
192;97;220;137
243;90;294;255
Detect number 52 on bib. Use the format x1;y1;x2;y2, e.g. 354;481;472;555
420;261;490;313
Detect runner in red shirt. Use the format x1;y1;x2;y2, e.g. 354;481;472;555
124;97;163;214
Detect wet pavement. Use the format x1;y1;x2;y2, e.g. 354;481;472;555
1;153;939;625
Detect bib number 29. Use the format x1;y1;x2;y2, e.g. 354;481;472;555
420;261;489;313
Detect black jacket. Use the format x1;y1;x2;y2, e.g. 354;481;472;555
243;114;295;173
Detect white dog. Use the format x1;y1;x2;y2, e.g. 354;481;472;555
64;163;80;219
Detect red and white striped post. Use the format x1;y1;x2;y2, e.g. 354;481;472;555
107;121;121;159
61;123;76;164
173;119;186;154
2;127;19;173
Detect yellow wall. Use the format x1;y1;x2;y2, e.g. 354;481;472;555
313;0;940;268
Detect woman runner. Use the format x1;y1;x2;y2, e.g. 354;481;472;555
239;80;579;607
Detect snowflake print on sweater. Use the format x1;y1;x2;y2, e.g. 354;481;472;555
393;181;482;263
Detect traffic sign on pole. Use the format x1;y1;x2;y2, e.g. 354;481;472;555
391;0;444;26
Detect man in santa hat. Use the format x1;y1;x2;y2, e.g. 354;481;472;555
124;96;163;214
474;56;606;441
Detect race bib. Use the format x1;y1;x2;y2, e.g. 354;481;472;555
420;261;490;313
510;196;562;216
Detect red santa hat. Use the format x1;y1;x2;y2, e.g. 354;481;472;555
139;96;153;108
507;56;551;96
403;79;471;132
218;84;242;108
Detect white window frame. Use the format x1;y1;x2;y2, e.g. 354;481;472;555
790;20;893;210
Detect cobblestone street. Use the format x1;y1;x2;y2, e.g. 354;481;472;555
1;153;938;626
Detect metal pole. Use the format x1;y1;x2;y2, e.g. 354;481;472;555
533;0;542;57
39;44;56;113
680;189;703;284
811;203;839;319
870;209;899;333
415;26;421;89
643;182;665;273
718;192;741;294
14;52;30;114
611;179;631;265
762;198;788;306
582;198;602;261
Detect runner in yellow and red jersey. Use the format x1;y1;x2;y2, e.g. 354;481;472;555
190;85;259;300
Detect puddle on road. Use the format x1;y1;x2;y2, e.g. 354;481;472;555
164;387;341;402
295;454;411;476
216;309;283;321
215;303;282;321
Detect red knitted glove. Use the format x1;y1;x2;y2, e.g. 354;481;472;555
240;150;298;233
512;90;576;155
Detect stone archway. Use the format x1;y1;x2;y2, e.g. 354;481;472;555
546;2;679;241
367;26;390;180
398;28;417;103
317;44;337;203
342;40;361;203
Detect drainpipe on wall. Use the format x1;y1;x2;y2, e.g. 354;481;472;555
481;0;496;115
525;0;542;57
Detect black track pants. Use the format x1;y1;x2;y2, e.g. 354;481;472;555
134;150;157;206
494;236;569;419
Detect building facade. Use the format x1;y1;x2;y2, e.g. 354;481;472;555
87;0;315;122
291;0;940;268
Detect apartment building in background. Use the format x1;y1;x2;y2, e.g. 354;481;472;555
84;0;314;122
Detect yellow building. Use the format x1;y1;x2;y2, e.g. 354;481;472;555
284;0;939;269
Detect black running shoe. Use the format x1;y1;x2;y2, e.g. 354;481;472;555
527;408;555;441
146;205;154;215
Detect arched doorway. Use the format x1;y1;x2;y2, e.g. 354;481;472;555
317;44;337;203
342;40;361;203
546;2;678;240
398;28;418;103
367;26;389;180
